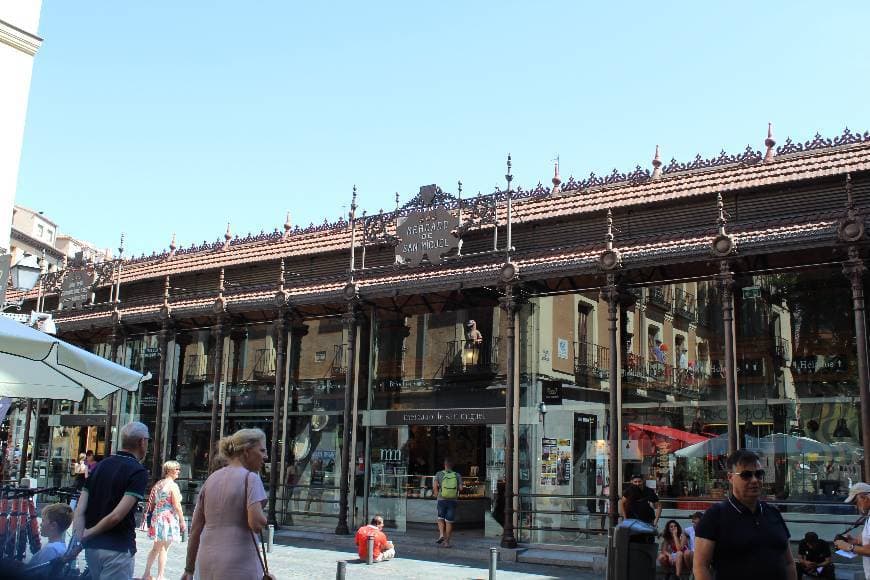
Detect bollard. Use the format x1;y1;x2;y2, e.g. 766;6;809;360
367;534;375;565
336;560;347;580
489;547;498;580
267;524;275;553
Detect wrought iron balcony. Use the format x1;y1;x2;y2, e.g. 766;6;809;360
574;341;610;383
445;337;501;376
647;286;671;310
673;288;696;320
623;353;647;384
253;348;277;380
696;299;713;327
331;344;347;379
184;354;209;383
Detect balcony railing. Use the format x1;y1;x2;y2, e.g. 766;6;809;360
253;348;277;380
673;288;696;320
648;286;671;311
574;341;610;382
184;354;208;383
621;353;703;398
696;300;713;327
445;337;501;376
331;344;347;378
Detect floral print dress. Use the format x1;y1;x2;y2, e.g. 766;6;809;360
148;482;182;542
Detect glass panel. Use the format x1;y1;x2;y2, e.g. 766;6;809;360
278;413;343;530
367;427;408;532
370;307;506;410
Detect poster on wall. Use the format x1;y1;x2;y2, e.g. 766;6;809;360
541;438;572;486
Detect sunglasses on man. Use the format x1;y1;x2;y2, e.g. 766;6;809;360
735;469;765;481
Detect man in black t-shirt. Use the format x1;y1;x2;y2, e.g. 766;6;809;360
73;422;150;580
619;474;661;526
693;450;796;580
795;532;834;579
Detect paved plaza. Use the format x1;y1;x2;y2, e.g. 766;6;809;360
130;531;599;580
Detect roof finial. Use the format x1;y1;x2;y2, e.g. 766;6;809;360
652;145;663;179
163;276;170;306
605;209;614;250
118;232;125;258
551;155;562;195
223;223;232;250
168;233;177;258
717;193;727;236
505;154;513;191
283;211;292;239
278;258;285;292
218;267;225;296
764;122;776;162
395;192;400;212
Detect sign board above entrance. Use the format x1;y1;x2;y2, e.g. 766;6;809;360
386;407;506;425
395;185;459;266
60;268;95;309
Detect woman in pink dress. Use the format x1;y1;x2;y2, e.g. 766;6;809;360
142;460;185;580
182;428;269;580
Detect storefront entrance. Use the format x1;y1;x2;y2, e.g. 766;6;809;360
365;420;502;533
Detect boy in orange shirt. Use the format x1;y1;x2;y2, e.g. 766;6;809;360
355;515;396;562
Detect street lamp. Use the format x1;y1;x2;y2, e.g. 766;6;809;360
10;255;41;291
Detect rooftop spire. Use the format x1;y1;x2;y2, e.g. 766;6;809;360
168;233;177;258
651;145;663;179
278;258;285;292
223;223;232;250
395;192;400;212
605;209;614;251
283;211;292;240
764;122;776;162
717;193;727;235
551;156;562;194
118;233;125;258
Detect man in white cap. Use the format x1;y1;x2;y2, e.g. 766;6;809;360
833;482;870;579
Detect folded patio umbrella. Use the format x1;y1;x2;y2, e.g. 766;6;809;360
0;316;148;401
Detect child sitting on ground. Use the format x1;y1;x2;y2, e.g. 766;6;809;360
26;503;73;571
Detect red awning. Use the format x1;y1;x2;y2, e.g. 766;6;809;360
628;423;710;452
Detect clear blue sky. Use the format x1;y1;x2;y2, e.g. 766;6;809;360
15;1;870;257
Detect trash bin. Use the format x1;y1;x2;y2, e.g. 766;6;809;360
611;519;657;580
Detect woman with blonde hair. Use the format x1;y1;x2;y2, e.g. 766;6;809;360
142;460;185;580
182;428;270;580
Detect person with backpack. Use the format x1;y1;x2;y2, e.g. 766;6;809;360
433;458;462;548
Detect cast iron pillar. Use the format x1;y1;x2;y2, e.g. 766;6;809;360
844;248;870;479
19;398;34;479
208;317;227;460
719;261;738;455
336;296;361;535
500;281;519;548
269;310;289;525
106;319;123;456
604;279;620;529
152;318;172;481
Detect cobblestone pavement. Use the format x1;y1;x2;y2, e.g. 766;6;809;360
131;531;601;580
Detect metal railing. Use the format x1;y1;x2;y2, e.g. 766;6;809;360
444;337;501;376
253;347;277;380
184;354;209;383
673;288;696;320
574;341;610;382
648;286;671;310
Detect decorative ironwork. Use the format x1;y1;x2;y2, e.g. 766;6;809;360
776;127;870;156
362;210;399;247
661;145;762;175
456;193;497;237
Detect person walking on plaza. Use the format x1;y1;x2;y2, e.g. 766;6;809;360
618;474;661;527
73;453;88;490
355;514;396;562
693;449;796;580
73;421;150;580
433;458;462;548
182;428;269;580
141;460;186;580
833;481;870;579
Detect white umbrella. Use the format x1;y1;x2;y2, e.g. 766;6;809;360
0;316;148;401
675;433;730;458
746;433;829;455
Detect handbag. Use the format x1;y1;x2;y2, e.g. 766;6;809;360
244;471;275;580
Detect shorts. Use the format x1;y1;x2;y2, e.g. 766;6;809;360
437;499;457;522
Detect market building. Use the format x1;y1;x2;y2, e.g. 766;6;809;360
7;126;870;547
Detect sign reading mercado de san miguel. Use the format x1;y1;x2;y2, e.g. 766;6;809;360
60;267;95;309
396;184;460;266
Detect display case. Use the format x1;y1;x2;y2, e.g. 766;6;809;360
372;472;485;499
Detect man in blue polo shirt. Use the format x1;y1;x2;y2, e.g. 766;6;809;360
73;421;150;580
693;449;796;580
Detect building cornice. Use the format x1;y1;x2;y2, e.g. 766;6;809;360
10;227;65;260
0;18;42;57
